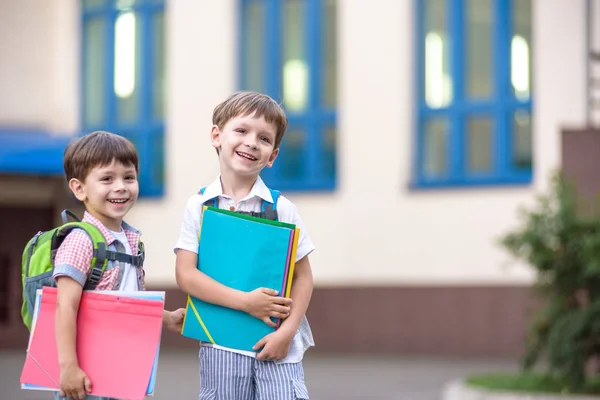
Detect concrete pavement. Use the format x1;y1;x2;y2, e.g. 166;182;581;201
1;349;517;399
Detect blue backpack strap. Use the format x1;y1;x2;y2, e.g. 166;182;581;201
260;189;280;220
270;189;280;210
199;187;217;208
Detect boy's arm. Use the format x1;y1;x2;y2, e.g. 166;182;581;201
53;229;92;369
52;229;95;398
253;255;313;360
175;249;291;326
55;276;92;398
252;198;315;360
279;255;313;334
273;198;315;334
55;276;83;370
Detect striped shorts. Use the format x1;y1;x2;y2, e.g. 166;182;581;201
199;346;309;400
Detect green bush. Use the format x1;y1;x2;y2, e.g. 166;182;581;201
499;172;600;391
467;373;600;395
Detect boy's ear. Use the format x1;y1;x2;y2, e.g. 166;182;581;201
68;178;87;202
210;125;221;152
266;148;279;168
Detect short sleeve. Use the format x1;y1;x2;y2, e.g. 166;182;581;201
174;195;203;254
52;229;94;286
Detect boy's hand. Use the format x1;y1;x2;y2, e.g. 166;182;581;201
243;288;292;327
59;363;92;400
163;308;186;333
252;328;295;361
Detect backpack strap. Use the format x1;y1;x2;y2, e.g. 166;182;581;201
199;187;217;208
104;250;144;267
51;218;144;289
61;209;81;224
260;189;280;220
51;222;110;290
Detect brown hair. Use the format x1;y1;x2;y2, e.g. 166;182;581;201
212;91;288;149
63;130;139;182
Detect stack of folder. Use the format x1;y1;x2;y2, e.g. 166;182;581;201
20;287;164;400
181;206;300;352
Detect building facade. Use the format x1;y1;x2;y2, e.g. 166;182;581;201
1;0;598;356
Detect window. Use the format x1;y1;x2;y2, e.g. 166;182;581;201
240;0;337;191
414;0;532;188
82;0;166;197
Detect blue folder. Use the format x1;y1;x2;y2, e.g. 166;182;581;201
181;207;295;352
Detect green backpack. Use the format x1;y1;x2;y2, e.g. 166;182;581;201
21;210;145;330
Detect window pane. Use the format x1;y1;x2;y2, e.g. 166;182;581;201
244;1;264;92
114;11;141;124
116;0;137;10
466;0;492;99
84;17;106;127
280;129;305;180
513;110;532;169
121;131;139;150
84;0;105;8
322;0;337;109
152;11;166;120
467;117;493;173
423;118;448;177
150;131;165;189
424;0;452;108
511;0;532;101
283;0;308;112
121;132;143;169
322;127;336;180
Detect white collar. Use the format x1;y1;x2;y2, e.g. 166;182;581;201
200;175;274;203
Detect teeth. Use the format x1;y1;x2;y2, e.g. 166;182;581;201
109;199;127;203
237;152;256;160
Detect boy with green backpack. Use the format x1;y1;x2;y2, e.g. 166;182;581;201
21;130;184;400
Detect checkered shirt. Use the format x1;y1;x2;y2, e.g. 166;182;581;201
53;211;144;290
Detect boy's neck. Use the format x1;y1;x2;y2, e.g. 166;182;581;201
85;208;123;232
219;171;258;204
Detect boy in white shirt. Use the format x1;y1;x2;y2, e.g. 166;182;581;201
175;92;315;399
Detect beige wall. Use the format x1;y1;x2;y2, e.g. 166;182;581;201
136;0;588;288
533;0;587;194
0;0;79;134
0;0;590;287
126;0;238;285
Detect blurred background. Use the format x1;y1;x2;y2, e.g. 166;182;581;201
1;0;600;398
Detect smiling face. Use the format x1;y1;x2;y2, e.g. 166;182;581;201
68;159;139;231
211;112;280;179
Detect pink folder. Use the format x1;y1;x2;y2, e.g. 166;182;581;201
20;287;163;400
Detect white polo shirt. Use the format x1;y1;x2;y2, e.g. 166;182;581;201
174;176;315;363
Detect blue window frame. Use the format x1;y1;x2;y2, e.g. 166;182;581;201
239;0;337;191
82;0;166;197
414;0;533;188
